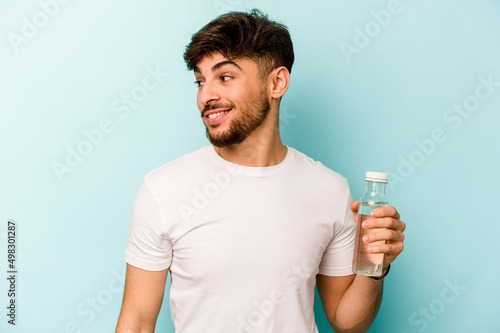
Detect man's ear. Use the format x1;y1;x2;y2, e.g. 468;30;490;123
269;66;290;99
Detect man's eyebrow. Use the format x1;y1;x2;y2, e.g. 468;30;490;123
211;60;242;72
194;60;242;75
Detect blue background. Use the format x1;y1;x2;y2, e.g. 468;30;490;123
1;0;499;332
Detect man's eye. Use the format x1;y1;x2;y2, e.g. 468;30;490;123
194;80;204;87
221;76;232;82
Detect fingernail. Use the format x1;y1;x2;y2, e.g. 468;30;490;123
363;236;369;242
370;210;380;217
362;222;368;228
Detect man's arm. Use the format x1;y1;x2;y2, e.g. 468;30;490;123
116;264;169;333
317;273;383;332
317;201;405;332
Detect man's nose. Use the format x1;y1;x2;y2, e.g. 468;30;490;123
200;81;220;106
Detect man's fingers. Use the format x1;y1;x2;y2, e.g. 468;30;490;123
363;228;405;243
367;242;404;257
370;206;400;219
362;217;405;230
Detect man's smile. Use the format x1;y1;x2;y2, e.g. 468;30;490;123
204;108;232;124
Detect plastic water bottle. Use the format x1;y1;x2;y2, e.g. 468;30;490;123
352;171;388;277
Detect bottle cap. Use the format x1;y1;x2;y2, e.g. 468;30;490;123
365;171;388;183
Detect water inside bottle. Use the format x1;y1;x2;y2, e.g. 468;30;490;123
352;206;386;276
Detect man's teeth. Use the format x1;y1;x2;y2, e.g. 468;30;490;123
208;110;229;119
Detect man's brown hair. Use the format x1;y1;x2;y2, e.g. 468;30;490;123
183;9;294;79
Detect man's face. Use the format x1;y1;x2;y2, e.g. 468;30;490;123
194;54;271;147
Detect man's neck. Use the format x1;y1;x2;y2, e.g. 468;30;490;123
213;124;287;167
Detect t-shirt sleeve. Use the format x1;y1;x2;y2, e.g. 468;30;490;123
124;177;172;271
318;193;356;276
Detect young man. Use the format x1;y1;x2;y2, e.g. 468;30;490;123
116;9;405;333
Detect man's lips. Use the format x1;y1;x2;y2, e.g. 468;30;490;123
204;109;232;124
204;108;231;117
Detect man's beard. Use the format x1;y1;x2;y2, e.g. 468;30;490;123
203;89;271;148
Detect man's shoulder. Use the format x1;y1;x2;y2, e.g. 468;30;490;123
290;147;349;186
145;145;210;181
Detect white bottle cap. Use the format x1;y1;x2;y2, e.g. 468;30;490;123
365;171;388;183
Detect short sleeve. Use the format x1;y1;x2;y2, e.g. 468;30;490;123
318;193;356;276
124;177;172;271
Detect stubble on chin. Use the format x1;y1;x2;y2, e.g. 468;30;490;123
205;93;271;148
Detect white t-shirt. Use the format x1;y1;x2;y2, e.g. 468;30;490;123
124;145;355;333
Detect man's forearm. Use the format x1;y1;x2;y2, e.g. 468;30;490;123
331;275;384;333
